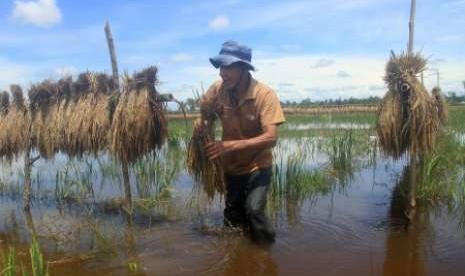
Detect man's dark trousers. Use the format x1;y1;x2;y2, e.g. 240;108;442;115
224;167;275;243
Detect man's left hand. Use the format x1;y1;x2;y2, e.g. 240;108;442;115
205;141;232;160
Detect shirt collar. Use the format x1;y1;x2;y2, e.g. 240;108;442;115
236;77;257;107
220;76;257;107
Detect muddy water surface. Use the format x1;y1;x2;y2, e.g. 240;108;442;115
1;137;465;275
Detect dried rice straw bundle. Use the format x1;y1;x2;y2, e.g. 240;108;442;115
186;91;225;199
0;91;9;159
377;52;441;159
0;85;30;160
431;87;448;125
110;66;167;163
46;77;73;154
64;72;114;157
0;91;9;115
29;80;60;158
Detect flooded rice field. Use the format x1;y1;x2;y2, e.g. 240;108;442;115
1;112;465;275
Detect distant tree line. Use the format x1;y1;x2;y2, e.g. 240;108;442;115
280;96;382;108
178;84;465;111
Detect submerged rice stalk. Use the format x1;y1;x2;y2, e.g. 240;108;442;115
327;129;355;184
1;246;17;276
30;236;49;276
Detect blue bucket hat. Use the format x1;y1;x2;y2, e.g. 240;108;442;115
209;40;255;71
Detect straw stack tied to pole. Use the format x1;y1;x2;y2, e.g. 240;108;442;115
28;80;62;159
0;91;10;152
0;91;9;115
0;85;30;161
377;52;441;160
110;66;167;164
187;90;225;200
62;73;115;157
431;86;448;126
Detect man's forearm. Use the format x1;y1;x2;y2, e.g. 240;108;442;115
223;133;276;153
205;125;279;160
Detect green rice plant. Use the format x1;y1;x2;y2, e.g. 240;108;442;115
1;247;17;276
271;145;331;205
416;132;465;205
327;129;355;185
127;261;139;273
133;145;182;199
167;117;193;145
279;113;375;138
447;105;465;132
29;237;48;276
54;161;95;204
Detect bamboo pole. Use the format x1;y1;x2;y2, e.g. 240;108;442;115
408;0;417;210
104;21;132;213
121;161;133;213
23;115;40;211
408;0;416;55
104;21;120;90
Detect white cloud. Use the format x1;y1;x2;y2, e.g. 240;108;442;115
209;15;230;30
153;54;465;102
337;70;350;78
312;59;335;68
171;53;193;63
54;66;78;78
12;0;62;28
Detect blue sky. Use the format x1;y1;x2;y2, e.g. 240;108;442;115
0;0;464;101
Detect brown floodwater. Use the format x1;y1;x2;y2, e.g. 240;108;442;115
1;154;465;275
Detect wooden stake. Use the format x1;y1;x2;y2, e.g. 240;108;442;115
104;21;132;213
104;21;120;91
23;118;40;211
408;0;416;55
122;161;133;213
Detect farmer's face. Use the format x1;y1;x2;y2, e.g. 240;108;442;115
220;63;245;90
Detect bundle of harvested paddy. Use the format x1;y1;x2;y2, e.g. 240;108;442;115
29;80;60;158
186;92;225;199
0;91;9;157
110;67;167;163
431;87;448;125
64;72;114;157
0;91;9;115
0;85;30;160
377;52;440;159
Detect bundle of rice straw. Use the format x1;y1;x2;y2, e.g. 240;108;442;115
0;85;30;160
63;73;115;157
29;80;60;159
377;52;441;159
186;91;225;199
0;91;9;115
431;87;448;125
0;91;9;158
110;66;167;164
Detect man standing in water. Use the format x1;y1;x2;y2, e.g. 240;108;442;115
204;40;285;244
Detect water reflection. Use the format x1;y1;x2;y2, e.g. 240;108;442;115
222;239;278;276
383;165;426;276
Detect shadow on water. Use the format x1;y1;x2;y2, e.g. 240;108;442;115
221;239;278;276
3;115;465;274
383;165;427;276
